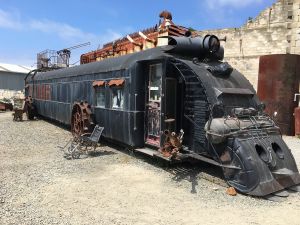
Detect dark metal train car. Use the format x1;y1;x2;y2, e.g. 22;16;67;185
25;35;300;197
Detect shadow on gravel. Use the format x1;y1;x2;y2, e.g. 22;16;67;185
166;162;226;194
63;150;116;160
120;147;227;194
88;150;116;157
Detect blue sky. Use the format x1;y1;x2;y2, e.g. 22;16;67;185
0;0;275;67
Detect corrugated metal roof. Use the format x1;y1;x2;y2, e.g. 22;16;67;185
0;63;32;74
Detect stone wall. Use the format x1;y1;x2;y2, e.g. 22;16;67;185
0;89;24;100
197;0;300;90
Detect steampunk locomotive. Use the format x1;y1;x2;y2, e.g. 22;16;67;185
25;32;300;197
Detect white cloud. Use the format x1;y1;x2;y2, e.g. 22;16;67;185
0;9;22;29
29;19;97;41
0;8;122;44
205;0;262;9
99;29;122;43
0;8;125;66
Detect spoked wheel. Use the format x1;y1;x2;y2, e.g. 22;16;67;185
72;109;84;137
71;101;94;137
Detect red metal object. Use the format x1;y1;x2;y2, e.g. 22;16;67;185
295;107;300;136
0;103;5;111
257;54;300;135
0;102;13;111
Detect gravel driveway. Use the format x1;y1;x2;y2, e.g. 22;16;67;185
0;111;300;225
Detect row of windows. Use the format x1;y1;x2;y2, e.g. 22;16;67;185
26;78;126;110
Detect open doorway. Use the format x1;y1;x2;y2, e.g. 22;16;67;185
145;63;162;147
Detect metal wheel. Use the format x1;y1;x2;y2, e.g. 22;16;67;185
71;101;93;137
71;107;84;136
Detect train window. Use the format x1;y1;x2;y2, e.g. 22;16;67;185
149;63;162;101
93;80;106;108
95;87;106;107
111;87;124;109
108;79;125;109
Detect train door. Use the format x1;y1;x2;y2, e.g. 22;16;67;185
164;78;177;132
146;63;163;147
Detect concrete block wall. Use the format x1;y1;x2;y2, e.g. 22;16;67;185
197;0;300;90
0;89;24;100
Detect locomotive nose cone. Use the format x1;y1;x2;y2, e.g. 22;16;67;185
224;136;300;197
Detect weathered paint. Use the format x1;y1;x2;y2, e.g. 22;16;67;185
295;107;300;136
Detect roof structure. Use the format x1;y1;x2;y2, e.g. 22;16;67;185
80;11;191;65
0;63;32;74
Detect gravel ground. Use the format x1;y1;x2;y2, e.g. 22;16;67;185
0;111;300;225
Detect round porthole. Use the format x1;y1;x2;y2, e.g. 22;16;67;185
255;144;269;163
272;142;284;159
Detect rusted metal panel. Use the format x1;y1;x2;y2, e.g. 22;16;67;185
295;107;300;136
108;79;125;86
92;80;105;87
257;54;300;135
80;11;189;64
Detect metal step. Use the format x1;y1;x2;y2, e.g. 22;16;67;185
134;147;172;161
134;148;157;156
134;147;192;163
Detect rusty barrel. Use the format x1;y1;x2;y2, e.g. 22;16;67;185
295;107;300;136
257;54;300;135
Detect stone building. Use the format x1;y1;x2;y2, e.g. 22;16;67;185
197;0;300;90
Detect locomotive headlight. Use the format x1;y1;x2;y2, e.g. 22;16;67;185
203;35;220;53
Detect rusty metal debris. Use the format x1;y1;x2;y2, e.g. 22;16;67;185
12;109;23;121
0;99;13;111
12;98;24;121
80;11;190;64
159;128;184;159
12;96;36;121
226;187;237;196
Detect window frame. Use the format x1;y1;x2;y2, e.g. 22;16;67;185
95;86;106;108
110;86;125;110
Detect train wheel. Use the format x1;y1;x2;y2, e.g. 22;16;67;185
71;101;93;137
72;108;84;136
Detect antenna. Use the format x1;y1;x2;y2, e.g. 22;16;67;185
56;42;91;68
37;42;91;71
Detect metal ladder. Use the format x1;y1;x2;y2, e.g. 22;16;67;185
170;58;209;146
170;59;207;123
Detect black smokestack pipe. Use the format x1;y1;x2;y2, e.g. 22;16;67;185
162;35;222;59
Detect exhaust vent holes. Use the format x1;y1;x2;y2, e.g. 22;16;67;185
255;144;269;163
272;142;284;159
